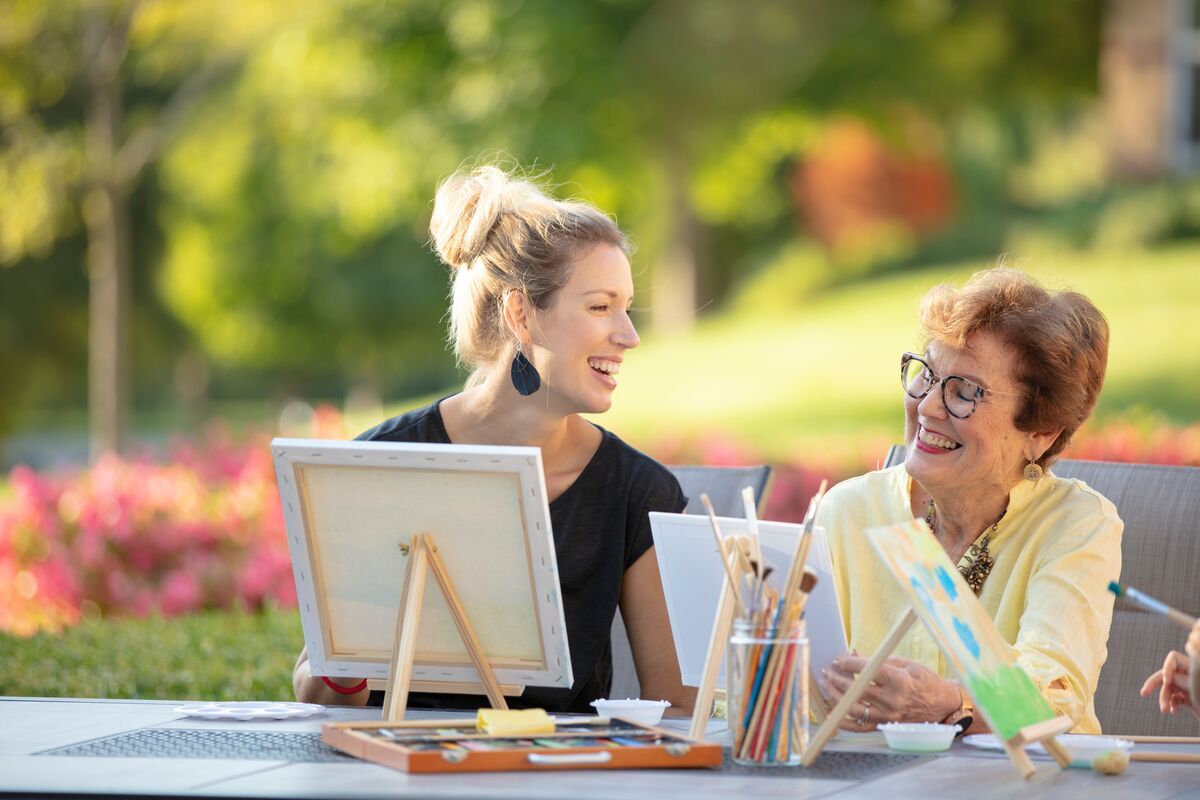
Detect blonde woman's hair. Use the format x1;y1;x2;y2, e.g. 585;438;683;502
430;165;629;386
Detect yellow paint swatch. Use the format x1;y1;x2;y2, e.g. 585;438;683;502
476;708;555;736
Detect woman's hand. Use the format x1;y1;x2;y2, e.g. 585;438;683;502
293;646;371;706
1141;648;1199;719
822;654;961;731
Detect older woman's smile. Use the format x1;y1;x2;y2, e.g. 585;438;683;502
916;424;961;453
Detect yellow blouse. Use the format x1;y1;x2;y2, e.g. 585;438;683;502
816;465;1123;733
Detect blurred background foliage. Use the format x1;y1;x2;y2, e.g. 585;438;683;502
6;0;1176;465
4;0;1200;696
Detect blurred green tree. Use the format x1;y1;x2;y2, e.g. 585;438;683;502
0;0;283;456
0;0;1106;452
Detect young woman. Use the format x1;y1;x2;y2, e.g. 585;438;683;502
293;165;695;714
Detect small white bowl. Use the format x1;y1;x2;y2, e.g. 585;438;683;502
1058;734;1133;768
878;722;958;753
590;698;671;726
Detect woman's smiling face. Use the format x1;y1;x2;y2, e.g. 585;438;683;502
903;333;1033;496
525;243;640;415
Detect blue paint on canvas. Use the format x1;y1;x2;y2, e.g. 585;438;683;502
953;617;981;660
935;565;958;601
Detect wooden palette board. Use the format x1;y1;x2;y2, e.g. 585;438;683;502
323;717;722;773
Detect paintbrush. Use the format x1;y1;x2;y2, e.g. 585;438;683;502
741;486;766;613
1109;582;1197;629
783;480;827;602
741;486;764;581
700;493;746;619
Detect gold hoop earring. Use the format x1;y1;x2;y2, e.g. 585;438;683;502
1023;461;1043;482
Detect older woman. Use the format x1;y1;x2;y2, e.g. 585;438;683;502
817;268;1122;734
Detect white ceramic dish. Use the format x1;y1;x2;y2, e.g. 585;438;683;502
590;698;671;726
962;733;1133;768
174;701;325;721
877;722;958;753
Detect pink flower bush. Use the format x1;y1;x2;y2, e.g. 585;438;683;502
2;408;1195;636
0;410;343;635
1068;418;1200;466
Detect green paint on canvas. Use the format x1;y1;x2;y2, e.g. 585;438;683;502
965;664;1056;741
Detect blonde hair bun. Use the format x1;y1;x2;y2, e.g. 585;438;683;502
431;166;531;269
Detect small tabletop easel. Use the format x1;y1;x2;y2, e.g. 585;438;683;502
687;535;831;740
382;532;510;721
799;607;1074;778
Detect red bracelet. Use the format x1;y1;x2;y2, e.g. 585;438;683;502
321;676;368;695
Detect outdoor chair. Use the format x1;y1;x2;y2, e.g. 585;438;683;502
883;445;1200;736
608;464;774;701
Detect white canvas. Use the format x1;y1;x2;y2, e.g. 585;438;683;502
273;438;573;691
649;512;848;689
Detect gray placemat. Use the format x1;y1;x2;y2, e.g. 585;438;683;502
37;729;355;763
718;748;923;780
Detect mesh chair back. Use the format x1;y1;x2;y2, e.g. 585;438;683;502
609;464;774;700
882;446;1200;735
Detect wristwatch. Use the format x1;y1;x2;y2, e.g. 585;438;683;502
942;685;975;735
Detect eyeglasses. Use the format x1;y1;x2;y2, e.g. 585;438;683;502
900;352;1028;420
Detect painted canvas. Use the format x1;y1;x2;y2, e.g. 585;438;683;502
865;519;1057;741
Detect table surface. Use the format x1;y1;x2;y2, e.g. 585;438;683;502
3;697;1200;799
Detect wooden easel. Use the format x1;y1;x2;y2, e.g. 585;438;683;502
687;535;831;740
799;607;1074;778
382;532;510;721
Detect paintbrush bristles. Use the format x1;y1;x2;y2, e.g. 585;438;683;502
798;569;817;595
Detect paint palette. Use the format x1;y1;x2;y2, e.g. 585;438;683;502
174;702;325;721
322;716;721;773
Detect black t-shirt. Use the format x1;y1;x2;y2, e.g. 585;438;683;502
356;398;687;713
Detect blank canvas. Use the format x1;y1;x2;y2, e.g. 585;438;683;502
649;512;848;688
273;438;573;691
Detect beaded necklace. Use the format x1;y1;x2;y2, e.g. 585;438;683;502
924;501;1005;596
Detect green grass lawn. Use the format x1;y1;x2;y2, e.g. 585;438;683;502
360;244;1200;466
580;244;1200;463
0;608;300;701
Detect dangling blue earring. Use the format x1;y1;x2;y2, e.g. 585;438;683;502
510;344;541;396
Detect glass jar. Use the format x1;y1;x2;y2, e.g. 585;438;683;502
728;616;808;766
